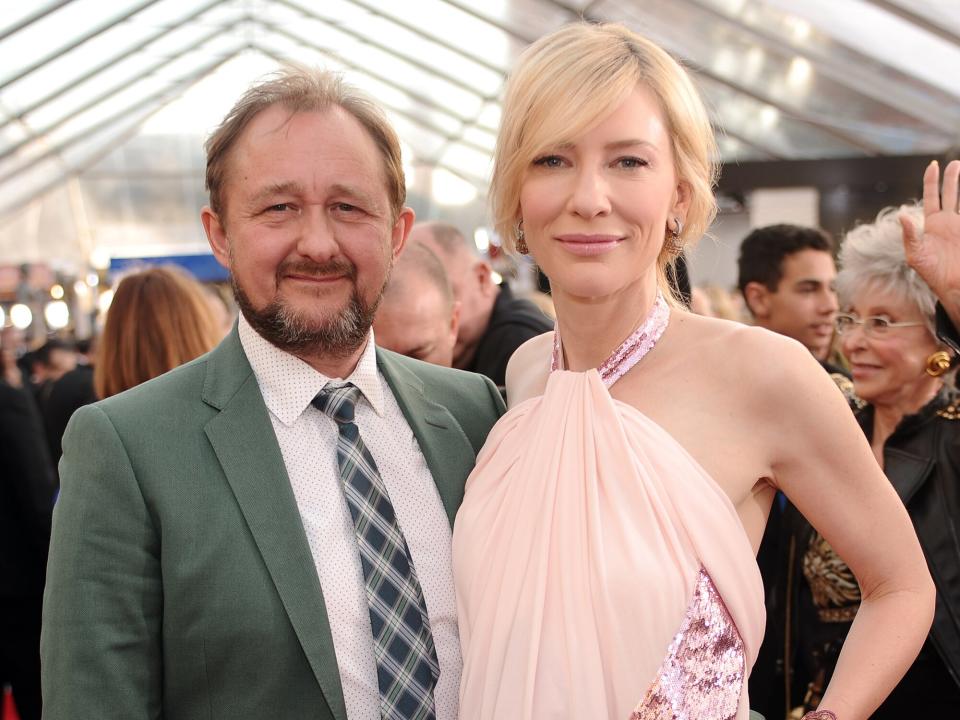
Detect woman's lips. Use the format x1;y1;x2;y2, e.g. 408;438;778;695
554;234;623;257
850;363;882;380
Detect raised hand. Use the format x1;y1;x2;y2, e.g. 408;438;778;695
900;160;960;314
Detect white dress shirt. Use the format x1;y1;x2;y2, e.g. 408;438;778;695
239;316;461;719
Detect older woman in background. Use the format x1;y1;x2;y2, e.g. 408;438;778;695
793;201;960;718
95;266;223;398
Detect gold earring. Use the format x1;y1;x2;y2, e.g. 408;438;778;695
925;350;952;377
665;217;684;255
515;220;528;255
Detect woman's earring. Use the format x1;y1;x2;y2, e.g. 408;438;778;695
925;350;952;377
666;217;684;255
515;220;528;255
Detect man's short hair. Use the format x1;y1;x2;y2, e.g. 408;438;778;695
737;224;834;295
384;243;454;310
35;339;74;367
205;64;405;219
416;222;475;259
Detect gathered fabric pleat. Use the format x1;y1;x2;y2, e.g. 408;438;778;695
453;370;764;720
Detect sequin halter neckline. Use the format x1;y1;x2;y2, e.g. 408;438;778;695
550;291;671;388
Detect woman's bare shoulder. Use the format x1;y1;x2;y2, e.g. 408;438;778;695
504;331;554;407
667;311;826;393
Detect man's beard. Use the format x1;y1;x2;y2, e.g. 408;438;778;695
232;258;389;359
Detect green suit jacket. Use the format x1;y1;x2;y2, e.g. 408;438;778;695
41;328;505;720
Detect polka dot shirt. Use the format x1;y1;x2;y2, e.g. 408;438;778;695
239;315;461;719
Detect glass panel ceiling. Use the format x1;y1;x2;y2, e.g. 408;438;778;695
692;0;960;133
0;0;958;263
890;0;960;35
767;0;960;97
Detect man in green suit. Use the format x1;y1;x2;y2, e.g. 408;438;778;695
41;67;504;720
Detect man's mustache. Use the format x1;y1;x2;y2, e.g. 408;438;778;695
276;258;357;283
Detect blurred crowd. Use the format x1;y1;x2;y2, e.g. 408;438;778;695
5;198;959;718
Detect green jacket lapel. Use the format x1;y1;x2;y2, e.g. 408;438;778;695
201;329;347;720
376;348;478;526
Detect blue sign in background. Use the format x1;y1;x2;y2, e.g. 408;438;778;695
109;254;229;282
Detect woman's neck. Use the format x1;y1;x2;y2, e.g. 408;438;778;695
871;379;942;451
552;276;659;371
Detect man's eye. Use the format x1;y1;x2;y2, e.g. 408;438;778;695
266;203;292;213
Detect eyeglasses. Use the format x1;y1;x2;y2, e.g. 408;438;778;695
834;313;925;336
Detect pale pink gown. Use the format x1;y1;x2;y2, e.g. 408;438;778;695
452;293;765;719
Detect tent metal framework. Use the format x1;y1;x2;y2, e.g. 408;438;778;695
0;0;958;264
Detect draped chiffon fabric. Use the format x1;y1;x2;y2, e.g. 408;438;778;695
452;365;765;719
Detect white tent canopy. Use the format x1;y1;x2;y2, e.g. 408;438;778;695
1;0;958;267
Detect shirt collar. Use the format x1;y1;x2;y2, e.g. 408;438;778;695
238;313;386;425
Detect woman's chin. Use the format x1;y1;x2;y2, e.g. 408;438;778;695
852;380;899;407
545;269;651;304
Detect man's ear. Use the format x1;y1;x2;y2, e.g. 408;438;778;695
743;281;771;318
391;207;416;259
474;260;495;295
201;206;231;269
449;300;461;340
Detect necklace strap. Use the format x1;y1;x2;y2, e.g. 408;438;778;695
551;292;671;388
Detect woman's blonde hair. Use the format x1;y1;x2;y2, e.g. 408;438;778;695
95;266;222;398
491;22;718;303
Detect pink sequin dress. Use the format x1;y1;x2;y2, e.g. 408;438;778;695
452;293;765;719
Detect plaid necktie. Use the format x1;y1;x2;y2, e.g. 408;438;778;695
313;383;439;720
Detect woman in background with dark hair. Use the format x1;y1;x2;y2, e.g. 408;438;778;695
95;266;222;398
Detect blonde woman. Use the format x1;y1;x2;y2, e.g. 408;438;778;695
451;23;934;720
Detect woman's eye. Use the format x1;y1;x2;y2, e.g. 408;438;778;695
533;155;565;168
616;157;647;169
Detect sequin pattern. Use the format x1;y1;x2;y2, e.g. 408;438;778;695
630;569;745;720
551;292;670;388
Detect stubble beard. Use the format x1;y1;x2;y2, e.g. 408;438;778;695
232;258;390;359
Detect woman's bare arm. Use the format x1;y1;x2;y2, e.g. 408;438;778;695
753;338;935;719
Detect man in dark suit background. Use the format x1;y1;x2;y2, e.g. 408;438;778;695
738;224;845;718
411;221;552;388
40;363;96;476
1;357;56;720
42;66;504;720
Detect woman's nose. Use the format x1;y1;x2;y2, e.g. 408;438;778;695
567;166;612;218
840;322;868;354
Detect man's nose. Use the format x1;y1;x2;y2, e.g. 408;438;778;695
819;288;839;313
567;166;612;218
297;206;339;260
